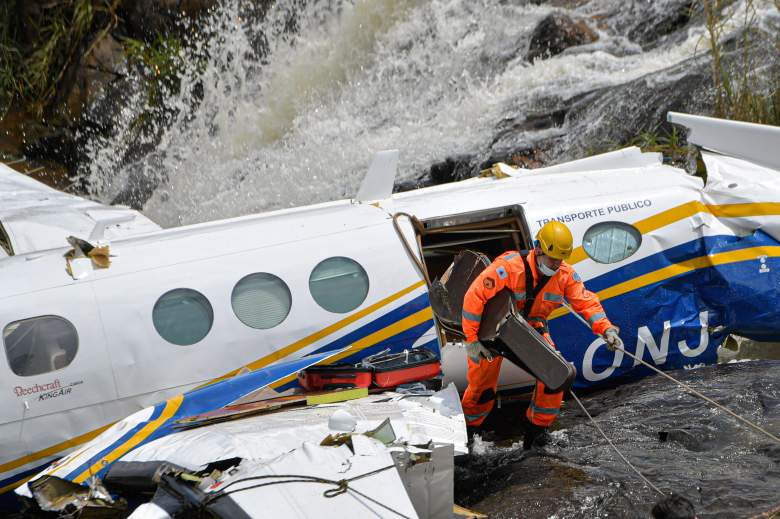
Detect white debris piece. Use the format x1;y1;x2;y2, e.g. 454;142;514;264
202;443;419;518
120;383;467;470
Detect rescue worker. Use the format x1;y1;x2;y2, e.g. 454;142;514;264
460;221;623;449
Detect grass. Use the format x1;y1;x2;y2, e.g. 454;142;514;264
587;127;706;177
0;0;120;120
120;32;185;113
591;0;779;176
701;0;780;126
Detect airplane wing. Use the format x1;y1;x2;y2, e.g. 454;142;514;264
0;163;161;256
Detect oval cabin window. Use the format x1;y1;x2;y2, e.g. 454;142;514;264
3;316;79;377
153;288;214;345
232;273;292;329
309;257;369;313
583;222;642;264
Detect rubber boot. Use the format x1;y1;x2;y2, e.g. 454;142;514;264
522;417;550;450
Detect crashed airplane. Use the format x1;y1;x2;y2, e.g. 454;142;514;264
2;112;780;507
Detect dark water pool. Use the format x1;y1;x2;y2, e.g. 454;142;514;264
455;360;780;518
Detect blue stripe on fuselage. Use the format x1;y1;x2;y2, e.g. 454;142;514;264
62;401;167;483
0;461;52;494
554;244;780;390
584;234;749;293
276;320;438;392
307;292;433;357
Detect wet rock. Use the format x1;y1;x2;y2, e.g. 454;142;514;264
487;92;593;169
66;34;127;120
554;29;780;162
488;107;569;166
658;428;705;451
588;0;701;50
428;155;477;185
456;451;594;518
22;127;81;172
526;13;598;61
110;151;168;210
459;361;780;518
119;0;219;40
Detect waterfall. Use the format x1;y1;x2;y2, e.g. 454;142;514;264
79;0;771;228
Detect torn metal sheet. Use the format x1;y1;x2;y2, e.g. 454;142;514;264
0;162;159;255
197;444;419;518
118;383;466;470
65;236;112;279
393;444;455;519
16;350;344;498
28;474;125;515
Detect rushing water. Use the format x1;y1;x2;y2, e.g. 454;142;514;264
78;0;777;228
455;360;780;519
68;1;780;516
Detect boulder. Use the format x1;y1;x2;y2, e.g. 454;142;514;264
428;155;477;185
526;13;598;62
65;34;127;121
119;0;219;40
588;0;700;50
555;28;780;162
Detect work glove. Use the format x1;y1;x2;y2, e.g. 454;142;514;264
465;341;494;363
603;327;623;351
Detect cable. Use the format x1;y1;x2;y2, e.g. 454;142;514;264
569;389;665;496
561;301;780;445
202;465;410;518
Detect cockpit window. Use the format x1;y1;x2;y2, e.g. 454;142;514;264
3;316;79;376
583;221;642;264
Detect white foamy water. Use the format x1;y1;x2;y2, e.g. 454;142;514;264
80;0;767;227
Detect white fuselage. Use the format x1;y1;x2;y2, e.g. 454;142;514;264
3;143;780;494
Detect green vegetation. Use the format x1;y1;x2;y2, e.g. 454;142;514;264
702;0;780;126
594;0;779;175
629;128;706;176
119;33;185;136
586;127;705;176
0;0;122;119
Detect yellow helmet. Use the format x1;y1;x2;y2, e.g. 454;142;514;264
536;221;573;260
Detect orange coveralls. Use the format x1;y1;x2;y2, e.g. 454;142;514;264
461;249;613;427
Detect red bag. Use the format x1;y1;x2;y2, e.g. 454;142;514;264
297;365;373;391
368;348;441;388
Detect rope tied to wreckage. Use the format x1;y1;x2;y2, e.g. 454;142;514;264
203;464;411;518
569;389;666;496
561;301;780;445
560;300;780;499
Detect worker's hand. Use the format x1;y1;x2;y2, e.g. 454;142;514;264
603;327;623;351
465;341;494;362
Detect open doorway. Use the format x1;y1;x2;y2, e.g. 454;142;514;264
412;205;533;343
416;205;533;284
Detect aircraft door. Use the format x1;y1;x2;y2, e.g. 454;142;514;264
0;284;116;426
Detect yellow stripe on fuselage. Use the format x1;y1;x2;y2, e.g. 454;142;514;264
550;245;780;320
270;306;435;388
0;475;34;495
5;202;780;490
1;280;427;489
72;394;183;484
567;201;780;265
66;288;430;482
198;280;427;388
0;422;114;477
